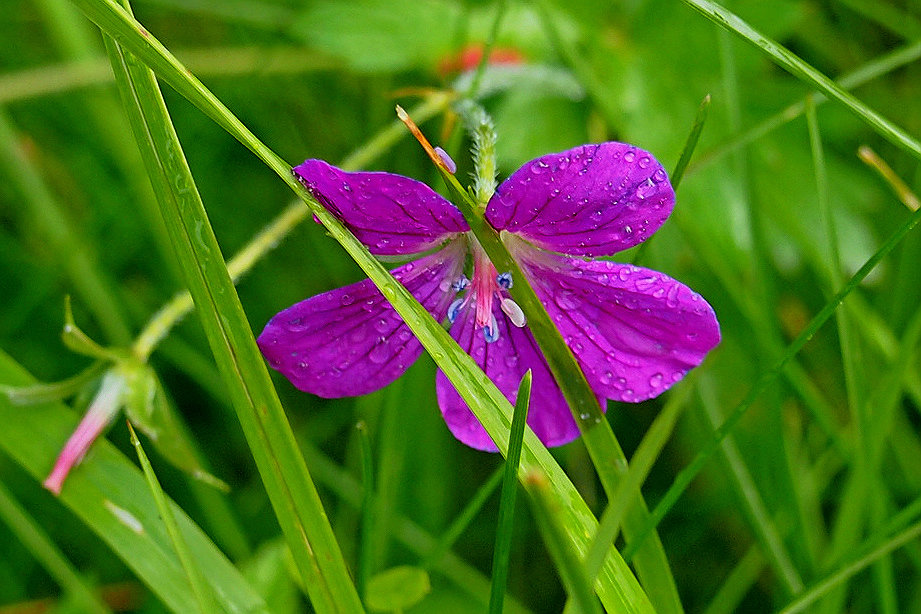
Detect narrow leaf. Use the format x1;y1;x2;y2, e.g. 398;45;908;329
489;371;532;614
127;422;218;614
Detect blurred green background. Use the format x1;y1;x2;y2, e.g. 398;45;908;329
1;0;920;612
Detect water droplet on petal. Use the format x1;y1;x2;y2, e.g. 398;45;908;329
504;354;519;368
638;156;651;169
374;318;389;333
623;150;636;163
554;289;581;310
649;373;663;388
666;284;681;307
635;276;657;291
653;169;667;183
340;293;355;306
369;339;390;364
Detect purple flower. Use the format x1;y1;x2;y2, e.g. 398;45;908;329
258;143;720;451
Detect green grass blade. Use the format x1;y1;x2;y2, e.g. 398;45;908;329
0;349;270;614
680;0;921;161
525;470;603;614
576;374;697;599
624;203;921;563
489;371;531;614
101;13;363;611
422;467;504;571
67;2;655;609
356;421;374;599
0;479;113;614
302;442;533;614
778;520;921;614
127;422;217;614
0;109;132;344
698;381;803;595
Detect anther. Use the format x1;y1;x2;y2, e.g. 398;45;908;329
483;313;500;343
451;276;470;292
496;272;513;289
447;298;465;324
500;298;526;328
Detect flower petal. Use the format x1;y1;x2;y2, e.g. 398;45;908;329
258;241;465;397
435;302;581;451
519;248;720;403
485;143;674;257
295;159;469;255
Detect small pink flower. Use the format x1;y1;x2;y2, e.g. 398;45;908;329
259;143;720;450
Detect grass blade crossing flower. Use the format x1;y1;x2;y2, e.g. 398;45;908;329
259;143;721;450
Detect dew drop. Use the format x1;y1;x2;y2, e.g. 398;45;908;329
504;355;519;368
340;293;355;306
374;318;389;333
638;156;651;169
649;373;663;388
369;339;390;364
653;169;667;183
530;160;550;174
623;150;636;163
635;276;657;291
554;289;581;310
666;284;681;307
600;370;613;384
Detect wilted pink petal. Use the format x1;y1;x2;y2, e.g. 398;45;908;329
44;372;125;495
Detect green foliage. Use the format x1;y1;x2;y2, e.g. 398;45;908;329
2;0;921;612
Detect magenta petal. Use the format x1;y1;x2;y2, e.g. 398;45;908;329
294;159;469;255
519;249;720;403
435;303;581;451
258;241;465;397
485;143;674;257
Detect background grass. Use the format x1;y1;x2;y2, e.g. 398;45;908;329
1;0;920;612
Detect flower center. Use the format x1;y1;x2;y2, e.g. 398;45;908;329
447;242;525;342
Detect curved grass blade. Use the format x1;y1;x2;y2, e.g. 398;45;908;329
680;0;921;161
101;10;362;610
64;2;655;610
489;371;531;614
127;422;217;614
778;519;921;614
0;349;270;614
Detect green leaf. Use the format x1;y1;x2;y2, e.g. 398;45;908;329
365;566;431;612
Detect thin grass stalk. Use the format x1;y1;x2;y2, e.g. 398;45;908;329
525;470;602;614
127;422;217;614
488;371;532;614
680;0;921;160
778;520;921;614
